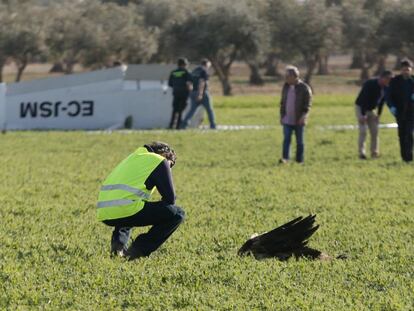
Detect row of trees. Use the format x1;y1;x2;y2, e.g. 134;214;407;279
0;0;413;95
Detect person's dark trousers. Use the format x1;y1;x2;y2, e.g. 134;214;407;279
103;201;185;256
169;95;188;129
396;113;414;162
282;124;304;162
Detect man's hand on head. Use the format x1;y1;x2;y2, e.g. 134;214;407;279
167;159;175;169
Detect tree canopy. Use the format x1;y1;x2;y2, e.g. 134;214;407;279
0;0;412;93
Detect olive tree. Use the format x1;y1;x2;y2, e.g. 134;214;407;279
380;1;414;64
0;4;12;82
138;0;193;63
166;3;266;95
340;0;394;80
269;0;342;85
44;2;99;74
0;2;45;81
80;1;158;68
9;4;45;81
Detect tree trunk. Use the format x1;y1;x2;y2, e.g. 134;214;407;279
49;62;65;73
359;52;377;84
304;56;318;86
15;58;28;82
374;54;387;76
360;66;370;83
211;60;233;96
394;55;402;70
264;53;281;77
64;59;76;74
350;50;364;69
317;54;330;75
219;76;232;96
0;57;7;83
248;62;264;86
15;65;25;82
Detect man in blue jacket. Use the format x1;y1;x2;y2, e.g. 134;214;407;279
355;70;393;159
180;59;216;129
389;60;414;162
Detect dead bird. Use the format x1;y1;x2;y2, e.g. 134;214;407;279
238;215;346;261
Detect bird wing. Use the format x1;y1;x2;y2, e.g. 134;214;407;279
244;215;320;256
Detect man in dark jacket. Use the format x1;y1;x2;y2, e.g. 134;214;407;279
168;58;193;129
389;60;414;162
279;66;312;164
355;70;393;159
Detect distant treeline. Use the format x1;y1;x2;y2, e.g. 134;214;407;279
0;0;413;94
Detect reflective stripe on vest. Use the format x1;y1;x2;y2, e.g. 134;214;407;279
97;199;135;208
100;184;150;200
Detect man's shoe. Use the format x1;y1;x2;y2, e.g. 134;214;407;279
371;152;380;159
359;154;367;160
127;245;146;261
111;240;128;258
278;158;288;164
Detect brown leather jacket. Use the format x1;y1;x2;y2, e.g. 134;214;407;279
280;80;312;124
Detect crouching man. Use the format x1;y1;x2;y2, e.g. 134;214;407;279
97;142;185;260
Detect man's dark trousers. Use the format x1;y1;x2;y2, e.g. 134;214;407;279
103;201;185;256
396;110;414;162
169;94;189;129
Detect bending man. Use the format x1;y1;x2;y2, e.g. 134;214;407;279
355;70;392;159
97;142;185;260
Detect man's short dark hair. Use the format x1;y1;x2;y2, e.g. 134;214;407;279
145;141;177;167
400;59;413;68
201;58;210;66
177;57;188;67
379;70;393;78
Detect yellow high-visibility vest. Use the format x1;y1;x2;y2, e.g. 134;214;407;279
97;147;164;221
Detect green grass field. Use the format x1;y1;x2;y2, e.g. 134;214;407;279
1;95;413;310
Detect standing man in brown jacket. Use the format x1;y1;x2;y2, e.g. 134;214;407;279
279;66;312;164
